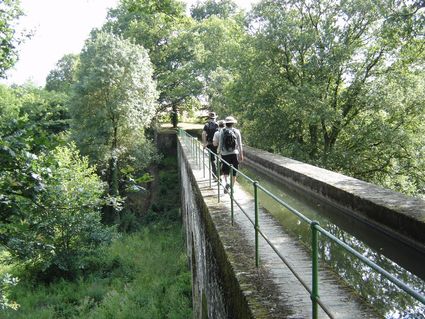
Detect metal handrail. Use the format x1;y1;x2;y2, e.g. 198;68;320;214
178;129;425;318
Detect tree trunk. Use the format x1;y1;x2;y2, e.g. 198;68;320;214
104;124;120;224
171;104;178;128
308;124;319;159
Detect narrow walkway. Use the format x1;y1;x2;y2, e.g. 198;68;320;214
183;141;379;318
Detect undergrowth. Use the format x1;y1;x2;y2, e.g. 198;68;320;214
0;155;192;318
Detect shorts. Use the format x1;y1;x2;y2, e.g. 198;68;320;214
220;154;239;176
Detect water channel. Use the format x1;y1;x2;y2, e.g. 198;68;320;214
237;162;425;319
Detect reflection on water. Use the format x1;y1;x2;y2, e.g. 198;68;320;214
238;165;425;319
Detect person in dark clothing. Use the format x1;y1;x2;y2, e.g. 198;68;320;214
202;112;219;178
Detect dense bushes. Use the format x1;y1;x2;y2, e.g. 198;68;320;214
1;155;192;318
5;144;114;280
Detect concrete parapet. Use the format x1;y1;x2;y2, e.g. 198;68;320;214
244;146;425;251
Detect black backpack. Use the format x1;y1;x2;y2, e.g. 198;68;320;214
222;128;236;152
205;121;218;143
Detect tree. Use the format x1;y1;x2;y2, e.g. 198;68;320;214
0;0;24;78
0;84;113;281
106;0;246;124
0;84;71;231
335;72;425;196
45;54;79;93
228;0;425;196
190;0;238;21
103;0;196;126
186;14;246;115
70;31;158;222
2;144;114;280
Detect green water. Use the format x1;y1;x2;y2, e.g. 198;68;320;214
238;164;425;319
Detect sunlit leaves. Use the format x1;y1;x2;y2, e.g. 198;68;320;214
3;144;114;277
0;274;19;310
70;31;158;163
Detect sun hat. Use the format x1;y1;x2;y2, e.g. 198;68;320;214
208;112;217;119
224;116;237;124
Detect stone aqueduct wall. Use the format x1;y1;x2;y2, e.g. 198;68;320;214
178;136;259;319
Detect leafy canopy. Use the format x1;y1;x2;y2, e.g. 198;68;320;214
45;53;79;93
70;31;158;163
190;0;239;21
226;0;425;196
103;0;197;126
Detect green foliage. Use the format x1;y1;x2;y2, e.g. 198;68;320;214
71;31;158;162
69;31;159;215
0;84;115;281
332;72;425;196
1;84;71;227
1;225;192;319
188;15;245;115
0;0;24;78
0;150;187;314
0;273;19;310
143;155;180;224
226;0;425;197
104;0;187;61
190;0;239;21
104;0;198;126
45;54;79;93
2;144;114;280
0;83;70;149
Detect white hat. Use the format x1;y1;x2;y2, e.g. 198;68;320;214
224;116;237;124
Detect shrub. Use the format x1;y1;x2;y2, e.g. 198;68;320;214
3;144;115;281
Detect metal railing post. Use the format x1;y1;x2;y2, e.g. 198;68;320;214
208;151;212;188
195;138;197;165
230;165;234;226
202;147;205;178
191;137;194;156
217;156;221;203
311;221;320;319
197;141;200;166
254;181;259;267
195;138;199;165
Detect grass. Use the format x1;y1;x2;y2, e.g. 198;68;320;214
1;155;192;318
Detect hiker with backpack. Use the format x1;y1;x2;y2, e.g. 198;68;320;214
216;116;243;193
202;112;219;179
